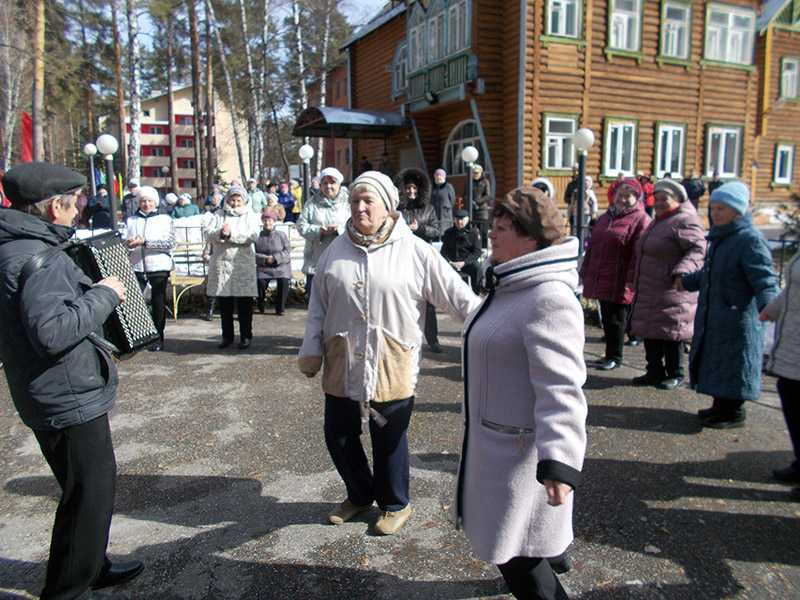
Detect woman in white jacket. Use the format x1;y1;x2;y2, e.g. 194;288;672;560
125;185;175;351
203;185;260;349
298;171;480;536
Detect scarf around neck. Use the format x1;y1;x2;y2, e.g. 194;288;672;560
346;215;395;247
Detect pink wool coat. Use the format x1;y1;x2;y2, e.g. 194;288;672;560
457;238;587;564
629;202;707;341
581;206;651;305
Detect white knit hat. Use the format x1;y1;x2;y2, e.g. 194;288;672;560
164;192;178;205
350;170;399;211
319;167;344;185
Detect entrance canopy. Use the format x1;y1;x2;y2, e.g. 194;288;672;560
292;106;410;139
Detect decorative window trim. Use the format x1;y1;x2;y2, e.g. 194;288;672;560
443;118;491;179
428;0;447;63
773;142;795;186
391;42;408;99
541;112;579;173
703;2;756;67
704;122;744;178
546;0;583;40
606;0;645;55
659;0;692;62
602;116;639;177
539;34;587;48
780;56;800;100
653;121;688;179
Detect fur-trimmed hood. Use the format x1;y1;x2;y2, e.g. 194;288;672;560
397;167;431;209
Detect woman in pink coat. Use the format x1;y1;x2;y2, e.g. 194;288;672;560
628;181;706;389
580;178;651;370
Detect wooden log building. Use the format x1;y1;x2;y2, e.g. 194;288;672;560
297;0;800;208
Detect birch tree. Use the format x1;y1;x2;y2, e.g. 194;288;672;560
237;0;263;178
126;0;142;182
314;0;333;175
32;0;45;161
111;0;127;184
187;0;205;198
207;0;246;182
0;1;28;166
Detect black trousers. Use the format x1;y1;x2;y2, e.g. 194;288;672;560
218;296;253;342
778;377;800;468
460;263;481;294
475;221;490;249
643;338;684;379
33;415;116;600
709;397;746;418
324;395;414;512
424;302;439;346
257;278;289;314
497;556;568;600
305;274;314;301
599;301;628;362
135;270;169;339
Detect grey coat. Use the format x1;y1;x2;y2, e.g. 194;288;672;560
0;210;120;430
203;207;260;297
255;229;292;280
765;253;800;381
457;238;587;564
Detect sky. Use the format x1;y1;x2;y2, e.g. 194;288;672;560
341;0;389;28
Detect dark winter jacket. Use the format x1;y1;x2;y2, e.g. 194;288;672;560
629;202;707;341
471;176;491;223
0;209;120;430
681;177;706;204
441;224;482;266
580;206;651;305
431;182;456;235
255;228;292;280
277;191;296;222
682;215;779;400
398;168;440;243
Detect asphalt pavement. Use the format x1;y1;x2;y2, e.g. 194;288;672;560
1;308;799;599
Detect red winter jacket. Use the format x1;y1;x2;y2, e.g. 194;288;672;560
580;206;651;305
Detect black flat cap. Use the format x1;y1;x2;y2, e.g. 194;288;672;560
2;162;86;207
453;209;469;218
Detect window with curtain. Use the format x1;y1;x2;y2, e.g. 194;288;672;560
705;125;742;177
655;123;686;178
774;144;795;184
543;115;577;170
705;4;755;65
782;58;799;99
548;0;581;38
662;2;691;59
604;120;637;176
610;0;641;52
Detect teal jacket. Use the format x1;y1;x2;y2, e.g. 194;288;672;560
683;215;779;400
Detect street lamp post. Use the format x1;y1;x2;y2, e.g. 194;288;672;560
83;143;98;199
96;134;119;229
161;165;170;195
461;145;479;222
298;144;314;208
572;128;595;257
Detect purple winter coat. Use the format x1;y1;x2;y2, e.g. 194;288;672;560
628;202;707;342
580;206;651;305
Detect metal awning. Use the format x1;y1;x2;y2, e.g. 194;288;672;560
292;106;411;139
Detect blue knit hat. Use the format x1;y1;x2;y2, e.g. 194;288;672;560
709;181;749;215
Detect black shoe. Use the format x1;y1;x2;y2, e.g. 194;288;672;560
697;406;718;419
701;412;745;429
257;303;265;314
656;377;682;391
276;310;285;316
625;338;641;347
632;372;662;386
429;343;443;354
148;341;163;352
595;358;620;371
238;338;252;349
218;339;234;349
548;554;574;575
772;466;800;484
790;487;800;501
92;560;144;590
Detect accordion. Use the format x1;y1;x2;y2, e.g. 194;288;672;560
65;232;160;356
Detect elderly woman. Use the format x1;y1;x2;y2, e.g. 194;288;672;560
256;209;292;315
203;185;261;349
125;185;175;351
265;192;286;222
681;182;779;428
457;187;587;600
628;181;706;390
581;178;651;370
297;167;350;301
298;171;479;536
761;250;800;492
172;193;200;219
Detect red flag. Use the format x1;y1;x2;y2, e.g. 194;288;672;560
20;112;33;162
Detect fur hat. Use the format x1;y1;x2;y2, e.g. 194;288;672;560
653;180;688;203
710;181;749;215
164;192;178;206
495;187;567;249
136;185;160;206
350;171;399;211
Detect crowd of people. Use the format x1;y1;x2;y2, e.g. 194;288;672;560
0;157;797;600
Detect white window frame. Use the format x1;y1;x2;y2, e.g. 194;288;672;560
443;119;488;178
543;115;577;171
547;0;581;38
705;125;742;178
603;119;637;177
705;4;755;65
654;123;686;179
610;0;642;52
661;1;691;60
448;0;470;55
774;143;795;185
781;57;799;99
392;43;408;96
